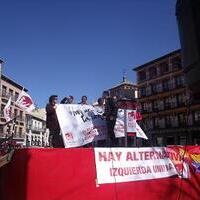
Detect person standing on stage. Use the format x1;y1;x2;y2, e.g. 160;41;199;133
46;95;64;148
79;95;88;105
68;95;74;104
103;91;118;147
60;96;70;104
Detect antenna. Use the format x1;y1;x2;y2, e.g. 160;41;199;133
122;68;127;82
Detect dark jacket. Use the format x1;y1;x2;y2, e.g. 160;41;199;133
104;97;118;120
46;103;60;132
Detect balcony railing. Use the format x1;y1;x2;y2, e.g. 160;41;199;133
27;125;46;132
1;91;19;102
0;112;25;122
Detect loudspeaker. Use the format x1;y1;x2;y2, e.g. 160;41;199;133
176;0;200;97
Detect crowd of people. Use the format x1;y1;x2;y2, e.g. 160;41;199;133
46;92;120;148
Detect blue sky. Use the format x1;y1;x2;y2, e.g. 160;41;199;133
0;0;180;107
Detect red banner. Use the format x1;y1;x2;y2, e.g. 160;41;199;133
0;147;200;200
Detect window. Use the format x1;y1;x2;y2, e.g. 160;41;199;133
153;101;159;111
142;103;148;112
154;117;159;128
158;100;164;110
169;78;176;89
165;116;171;127
179;136;187;145
156;137;164;146
15;92;19;101
147;102;153;112
187;113;193;126
194;111;200;122
164;97;171;109
176;75;185;87
1;104;5;112
143;102;152;113
171;115;178;127
160;62;169;74
140;87;146;97
179;113;186;125
14;109;18;117
178;93;186;106
152;83;157;94
145;119;154;129
157;83;163;93
138;70;146;82
158;118;165;128
149;67;157;78
163;79;170;91
171;96;177;108
19;127;23;137
2;85;7;97
146;85;152;96
166;137;175;145
9;89;13;98
0;126;3;134
171;56;181;69
19;111;23;121
14;126;17;137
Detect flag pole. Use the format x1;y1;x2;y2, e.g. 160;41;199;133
124;106;128;147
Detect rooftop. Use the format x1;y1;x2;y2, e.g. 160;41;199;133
1;75;28;92
133;49;181;71
109;76;136;90
30;108;46;121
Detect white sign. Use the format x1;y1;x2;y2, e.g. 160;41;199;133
94;148;179;184
114;109;147;139
56;104;107;148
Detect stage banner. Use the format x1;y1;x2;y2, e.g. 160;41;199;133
56;104;107;148
95;147;180;184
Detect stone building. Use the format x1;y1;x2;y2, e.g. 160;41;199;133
133;49;200;146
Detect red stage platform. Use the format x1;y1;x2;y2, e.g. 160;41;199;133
0;148;200;200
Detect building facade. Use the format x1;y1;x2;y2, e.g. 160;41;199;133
105;77;137;100
134;49;200;146
25;109;49;147
0;72;27;145
0;60;48;147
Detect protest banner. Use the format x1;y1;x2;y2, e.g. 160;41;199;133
94;147;186;184
114;109;148;139
56;104;107;148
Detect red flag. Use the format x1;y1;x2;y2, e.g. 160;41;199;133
135;111;142;121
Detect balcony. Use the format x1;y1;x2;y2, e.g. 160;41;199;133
27;125;46;132
1;91;18;102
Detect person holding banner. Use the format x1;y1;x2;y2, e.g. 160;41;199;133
60;96;70;104
60;95;74;104
46;95;64;148
79;95;88;105
103;93;118;147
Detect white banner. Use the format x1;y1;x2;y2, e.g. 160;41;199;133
95;148;179;184
114;109;147;139
56;104;107;148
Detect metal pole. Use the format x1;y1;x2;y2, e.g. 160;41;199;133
124;108;128;147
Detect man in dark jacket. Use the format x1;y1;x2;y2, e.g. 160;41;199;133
46;95;64;148
103;92;118;147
